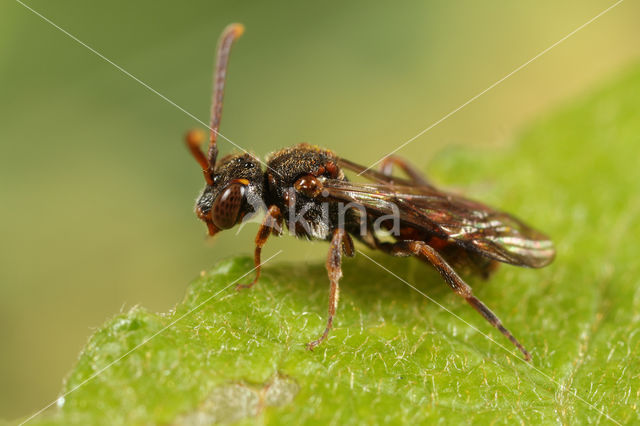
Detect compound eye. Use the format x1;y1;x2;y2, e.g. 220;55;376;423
211;183;245;229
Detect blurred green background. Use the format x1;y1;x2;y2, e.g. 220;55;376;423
1;0;639;421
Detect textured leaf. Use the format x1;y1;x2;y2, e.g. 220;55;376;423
28;64;640;425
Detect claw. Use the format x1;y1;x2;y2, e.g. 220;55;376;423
306;340;321;351
235;279;257;291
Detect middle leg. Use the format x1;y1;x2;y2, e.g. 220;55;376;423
307;228;355;350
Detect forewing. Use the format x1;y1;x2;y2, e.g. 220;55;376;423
322;179;555;268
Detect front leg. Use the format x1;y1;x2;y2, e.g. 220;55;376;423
307;228;355;350
236;205;283;290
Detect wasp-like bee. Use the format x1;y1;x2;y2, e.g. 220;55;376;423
185;24;555;360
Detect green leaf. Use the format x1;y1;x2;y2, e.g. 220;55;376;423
29;64;640;425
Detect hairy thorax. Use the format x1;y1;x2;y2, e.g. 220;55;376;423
265;144;351;240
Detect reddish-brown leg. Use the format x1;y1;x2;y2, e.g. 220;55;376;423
380;155;431;186
307;229;355;350
236;205;283;290
393;240;531;361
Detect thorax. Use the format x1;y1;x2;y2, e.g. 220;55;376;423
264;143;348;240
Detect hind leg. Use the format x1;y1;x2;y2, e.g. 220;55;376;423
391;240;531;360
380;156;431;186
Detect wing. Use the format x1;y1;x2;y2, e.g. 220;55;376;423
321;178;555;268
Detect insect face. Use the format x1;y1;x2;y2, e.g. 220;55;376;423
195;153;265;236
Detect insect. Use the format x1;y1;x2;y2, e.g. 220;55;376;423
185;24;555;361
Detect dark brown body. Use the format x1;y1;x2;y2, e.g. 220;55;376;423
185;24;555;360
265;144;499;277
266;144;356;240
